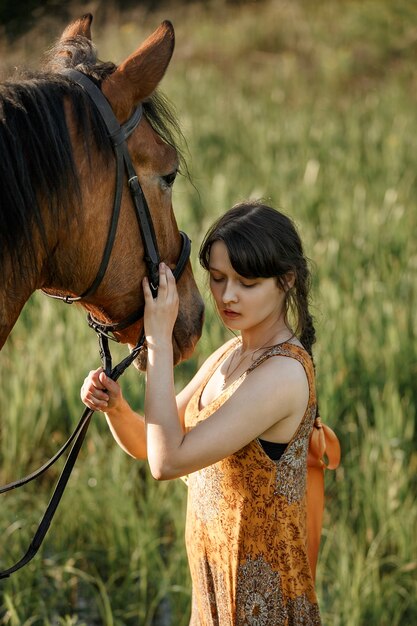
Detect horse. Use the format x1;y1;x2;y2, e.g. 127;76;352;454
0;14;204;370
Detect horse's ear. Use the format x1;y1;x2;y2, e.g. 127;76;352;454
102;21;175;120
60;13;93;41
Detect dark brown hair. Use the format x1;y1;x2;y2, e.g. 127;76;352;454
199;201;316;358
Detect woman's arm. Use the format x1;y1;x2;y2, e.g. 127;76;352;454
79;343;229;461
105;397;147;460
143;265;309;481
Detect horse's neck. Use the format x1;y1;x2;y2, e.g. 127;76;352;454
0;261;36;350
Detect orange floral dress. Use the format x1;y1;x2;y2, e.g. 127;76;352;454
183;340;321;625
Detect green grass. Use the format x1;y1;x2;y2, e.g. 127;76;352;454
0;0;416;623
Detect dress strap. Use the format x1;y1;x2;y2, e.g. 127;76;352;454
247;341;316;400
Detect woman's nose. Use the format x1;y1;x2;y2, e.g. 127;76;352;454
222;281;238;303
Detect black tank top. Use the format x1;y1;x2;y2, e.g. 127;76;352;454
258;439;287;461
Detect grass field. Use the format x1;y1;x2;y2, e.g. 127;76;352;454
0;0;416;624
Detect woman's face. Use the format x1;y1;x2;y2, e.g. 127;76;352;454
208;240;287;332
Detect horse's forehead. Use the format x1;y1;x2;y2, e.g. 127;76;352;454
131;117;178;169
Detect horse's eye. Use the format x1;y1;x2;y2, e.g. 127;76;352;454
161;170;177;187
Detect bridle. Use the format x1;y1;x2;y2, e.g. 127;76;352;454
0;69;191;579
44;69;191;342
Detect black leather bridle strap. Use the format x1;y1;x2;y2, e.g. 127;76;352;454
65;70;161;295
43;73;143;305
42;69;192;337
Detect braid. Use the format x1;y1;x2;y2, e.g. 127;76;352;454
285;255;316;359
295;257;320;419
300;309;316;360
297;259;315;357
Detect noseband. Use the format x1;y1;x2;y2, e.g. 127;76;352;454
0;71;191;579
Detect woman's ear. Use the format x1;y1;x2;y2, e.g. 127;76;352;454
282;271;296;291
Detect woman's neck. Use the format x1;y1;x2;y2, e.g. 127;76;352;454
239;318;293;352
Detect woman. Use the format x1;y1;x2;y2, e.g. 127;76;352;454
81;201;322;625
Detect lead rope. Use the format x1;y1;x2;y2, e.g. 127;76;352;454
0;331;145;580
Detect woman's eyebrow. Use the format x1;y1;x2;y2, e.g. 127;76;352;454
208;266;223;272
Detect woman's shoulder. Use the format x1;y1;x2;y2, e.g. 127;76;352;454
245;341;314;400
252;340;314;375
252;344;309;381
223;344;311;425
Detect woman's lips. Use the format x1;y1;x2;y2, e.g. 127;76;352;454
223;309;240;319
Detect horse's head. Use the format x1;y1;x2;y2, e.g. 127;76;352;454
40;15;204;368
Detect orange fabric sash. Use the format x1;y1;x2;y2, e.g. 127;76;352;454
307;417;341;582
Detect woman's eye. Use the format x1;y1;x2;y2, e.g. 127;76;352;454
161;170;177;187
210;275;224;283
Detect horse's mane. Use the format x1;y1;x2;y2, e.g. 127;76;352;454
0;36;184;282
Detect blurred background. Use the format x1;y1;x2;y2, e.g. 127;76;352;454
0;1;416;624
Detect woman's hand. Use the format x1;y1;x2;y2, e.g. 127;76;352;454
80;367;124;414
143;262;179;348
